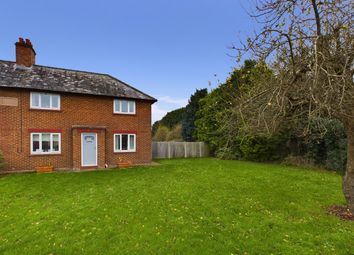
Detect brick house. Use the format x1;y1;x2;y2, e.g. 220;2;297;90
0;38;156;172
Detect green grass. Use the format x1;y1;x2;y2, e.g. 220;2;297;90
0;158;353;254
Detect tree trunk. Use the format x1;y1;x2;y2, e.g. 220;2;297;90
343;122;354;213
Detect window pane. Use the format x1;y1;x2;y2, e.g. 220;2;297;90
52;95;59;108
129;135;135;150
114;100;120;112
32;93;40;107
52;134;59;152
32;134;40;152
41;94;50;108
129;101;135;113
42;133;51;152
121;134;128;150
115;135;121;151
121;101;128;112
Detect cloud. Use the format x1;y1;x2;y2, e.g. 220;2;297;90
152;96;188;123
157;96;188;107
152;104;168;123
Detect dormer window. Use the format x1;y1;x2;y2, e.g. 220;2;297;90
30;92;60;110
113;99;136;114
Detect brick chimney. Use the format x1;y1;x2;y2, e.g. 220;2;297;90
15;38;36;67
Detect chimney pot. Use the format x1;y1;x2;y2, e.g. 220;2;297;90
25;39;32;46
15;37;36;67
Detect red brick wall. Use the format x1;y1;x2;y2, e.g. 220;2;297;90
0;87;153;171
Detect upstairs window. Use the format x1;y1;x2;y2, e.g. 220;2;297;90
114;99;135;114
31;133;61;154
114;134;136;152
30;92;60;110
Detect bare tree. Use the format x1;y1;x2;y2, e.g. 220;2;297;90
235;0;354;212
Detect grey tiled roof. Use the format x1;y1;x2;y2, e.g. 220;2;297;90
0;60;156;102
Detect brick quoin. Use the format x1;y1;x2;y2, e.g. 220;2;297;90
0;87;153;171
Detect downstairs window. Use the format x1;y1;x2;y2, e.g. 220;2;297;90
31;133;61;154
114;134;136;152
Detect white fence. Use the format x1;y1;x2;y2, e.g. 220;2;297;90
152;141;209;159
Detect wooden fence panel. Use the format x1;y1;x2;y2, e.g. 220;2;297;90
152;141;209;159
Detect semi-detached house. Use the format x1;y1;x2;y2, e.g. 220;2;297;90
0;38;156;172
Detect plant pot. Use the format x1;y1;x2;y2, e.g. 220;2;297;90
35;166;54;173
117;161;132;169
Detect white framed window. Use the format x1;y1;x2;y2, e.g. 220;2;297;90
114;134;136;152
113;99;136;114
30;92;60;110
31;133;61;154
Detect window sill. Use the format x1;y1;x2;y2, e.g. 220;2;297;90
112;113;136;116
114;151;136;154
30;108;61;112
30;153;62;157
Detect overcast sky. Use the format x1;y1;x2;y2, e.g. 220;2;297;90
0;0;256;122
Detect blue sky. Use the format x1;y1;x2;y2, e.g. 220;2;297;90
0;0;256;122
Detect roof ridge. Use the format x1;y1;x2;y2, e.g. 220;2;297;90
0;59;157;102
0;59;109;76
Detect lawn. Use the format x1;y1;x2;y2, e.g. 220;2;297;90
0;158;353;254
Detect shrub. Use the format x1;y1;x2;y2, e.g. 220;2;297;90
153;125;170;141
0;150;5;169
153;125;183;142
282;155;314;168
239;132;289;162
215;145;242;160
285;118;347;172
166;124;183;141
240;136;274;161
305;118;347;172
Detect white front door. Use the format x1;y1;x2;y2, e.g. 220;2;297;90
81;133;97;167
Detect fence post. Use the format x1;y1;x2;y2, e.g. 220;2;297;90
184;142;187;158
199;142;202;157
168;142;171;159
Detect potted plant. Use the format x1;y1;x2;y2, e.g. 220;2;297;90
117;157;132;168
35;163;54;173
